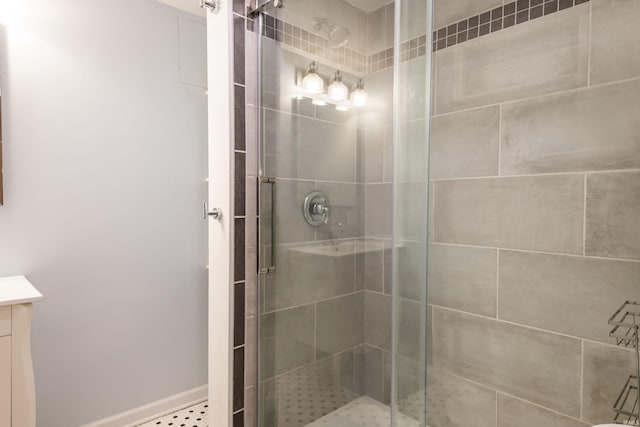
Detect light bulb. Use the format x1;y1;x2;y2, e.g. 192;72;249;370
302;62;324;94
350;78;368;107
328;71;349;102
350;89;368;107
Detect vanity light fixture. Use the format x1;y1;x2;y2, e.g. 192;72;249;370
350;78;368;107
296;63;367;110
302;61;325;94
327;70;349;102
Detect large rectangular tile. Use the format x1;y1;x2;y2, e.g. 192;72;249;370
265;179;315;244
428;243;497;317
263;108;357;182
364;291;391;351
396;357;426;421
398;181;428;243
263;242;355;311
591;0;640;84
365;183;392;238
398;57;428;123
260;304;315;380
586;171;640;260
316;293;364;358
431;106;500;179
582;341;637;424
427;368;497;427
501;80;640;175
260;39;315;117
360;68;394;130
435;5;589;114
357;126;384;183
498;394;588;427
398;240;428;302
499;250;640;343
432;308;582;416
314;349;357;395
397;298;423;363
434;0;503;29
434;175;585;253
315;182;364;240
356;345;385;402
398;118;428;182
367;5;391;54
364;240;384;293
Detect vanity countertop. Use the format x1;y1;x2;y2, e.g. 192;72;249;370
0;276;43;307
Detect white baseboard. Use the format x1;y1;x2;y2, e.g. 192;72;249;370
81;385;208;427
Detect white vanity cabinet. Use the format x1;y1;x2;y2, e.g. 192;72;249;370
0;277;43;427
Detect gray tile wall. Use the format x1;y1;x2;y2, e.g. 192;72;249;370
247;0;640;425
428;0;640;425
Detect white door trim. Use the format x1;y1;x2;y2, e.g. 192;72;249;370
206;1;234;425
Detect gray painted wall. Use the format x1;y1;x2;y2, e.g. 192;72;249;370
0;1;208;425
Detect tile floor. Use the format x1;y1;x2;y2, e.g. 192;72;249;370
139;397;421;427
306;396;419;427
138;400;208;427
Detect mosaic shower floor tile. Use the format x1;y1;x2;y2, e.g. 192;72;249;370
306;396;419;427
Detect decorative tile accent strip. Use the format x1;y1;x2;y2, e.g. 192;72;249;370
261;15;367;74
366;33;428;73
432;0;590;51
232;5;248;425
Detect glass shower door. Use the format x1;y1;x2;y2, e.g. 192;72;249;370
255;1;432;426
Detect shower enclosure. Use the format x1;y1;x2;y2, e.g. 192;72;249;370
207;0;640;425
251;0;432;425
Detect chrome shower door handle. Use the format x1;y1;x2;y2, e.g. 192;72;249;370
259;177;277;274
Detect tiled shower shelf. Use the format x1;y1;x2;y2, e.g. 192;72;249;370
289;238;388;257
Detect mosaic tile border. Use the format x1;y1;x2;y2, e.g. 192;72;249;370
432;0;590;51
233;4;248;426
254;0;591;75
259;14;367;74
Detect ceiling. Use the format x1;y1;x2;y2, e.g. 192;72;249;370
343;0;391;13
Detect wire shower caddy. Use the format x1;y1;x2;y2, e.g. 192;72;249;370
608;301;640;425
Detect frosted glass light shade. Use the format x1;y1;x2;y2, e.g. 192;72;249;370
328;80;348;101
302;72;324;94
350;88;368;107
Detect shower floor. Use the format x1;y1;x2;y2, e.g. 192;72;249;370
306;396;418;427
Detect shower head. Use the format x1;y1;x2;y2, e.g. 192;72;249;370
328;26;350;48
312;17;351;48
